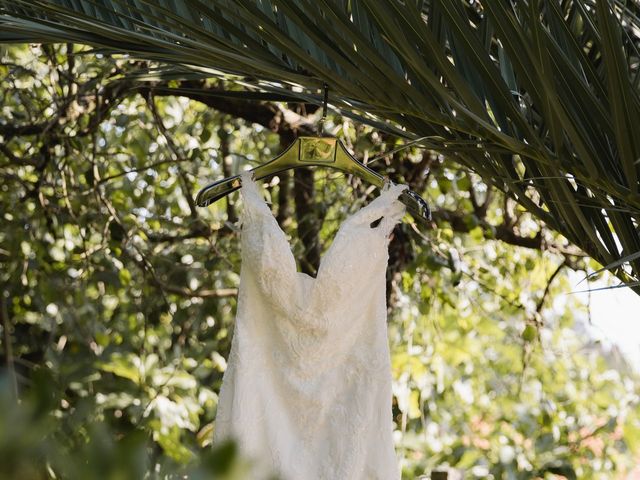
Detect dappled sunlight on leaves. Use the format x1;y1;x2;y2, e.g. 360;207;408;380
0;43;638;479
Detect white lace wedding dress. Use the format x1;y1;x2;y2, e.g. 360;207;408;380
213;170;407;480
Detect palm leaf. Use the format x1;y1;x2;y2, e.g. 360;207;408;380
1;0;640;292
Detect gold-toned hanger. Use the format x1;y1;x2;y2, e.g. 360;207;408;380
195;84;431;225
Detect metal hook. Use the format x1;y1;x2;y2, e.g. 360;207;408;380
318;82;329;136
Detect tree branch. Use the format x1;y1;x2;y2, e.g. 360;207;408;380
144;81;316;136
432;208;543;250
0;290;18;399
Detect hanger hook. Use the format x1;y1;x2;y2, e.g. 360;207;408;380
318;82;329;136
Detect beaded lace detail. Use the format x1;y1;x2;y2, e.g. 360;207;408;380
213;170;407;480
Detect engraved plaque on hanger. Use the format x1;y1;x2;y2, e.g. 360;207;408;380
299;137;337;163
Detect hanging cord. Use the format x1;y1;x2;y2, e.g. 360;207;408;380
317;82;329;136
315;82;431;160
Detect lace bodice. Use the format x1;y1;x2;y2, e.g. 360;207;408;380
213;170;408;479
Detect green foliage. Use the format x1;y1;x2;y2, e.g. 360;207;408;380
2;0;640;292
0;44;639;479
0;370;252;479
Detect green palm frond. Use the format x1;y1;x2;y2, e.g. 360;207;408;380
1;0;640;291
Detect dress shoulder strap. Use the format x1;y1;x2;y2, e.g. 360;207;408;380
239;170;263;203
356;181;409;235
238;170;274;227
